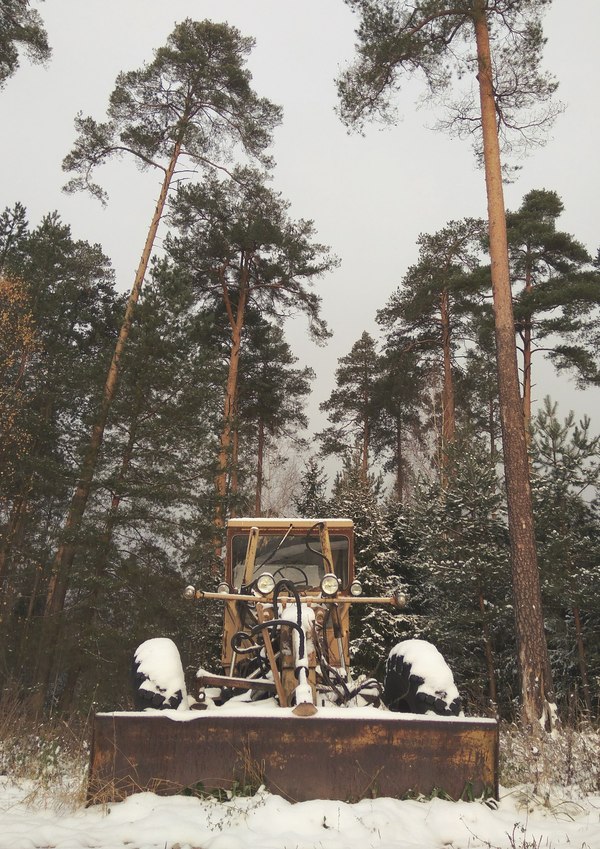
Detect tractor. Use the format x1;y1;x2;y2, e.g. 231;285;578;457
88;518;498;802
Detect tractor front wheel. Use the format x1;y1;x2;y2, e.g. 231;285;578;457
383;639;461;717
131;637;188;711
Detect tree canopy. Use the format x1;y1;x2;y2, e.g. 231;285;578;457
0;0;50;90
63;19;281;203
337;0;560;160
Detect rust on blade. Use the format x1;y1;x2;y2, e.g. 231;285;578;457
88;712;498;804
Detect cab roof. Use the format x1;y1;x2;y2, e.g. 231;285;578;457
226;517;354;530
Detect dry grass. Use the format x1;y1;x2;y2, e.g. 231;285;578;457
500;720;600;797
0;686;91;811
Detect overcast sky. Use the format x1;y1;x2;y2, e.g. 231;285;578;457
2;0;599;459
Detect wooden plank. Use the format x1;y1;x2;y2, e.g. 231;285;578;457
197;673;275;692
242;526;259;585
256;604;287;706
318;522;334;573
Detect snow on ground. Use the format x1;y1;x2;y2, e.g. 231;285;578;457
1;778;600;849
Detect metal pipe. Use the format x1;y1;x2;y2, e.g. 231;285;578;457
193;591;403;606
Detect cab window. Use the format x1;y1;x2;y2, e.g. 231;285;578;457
231;532;349;590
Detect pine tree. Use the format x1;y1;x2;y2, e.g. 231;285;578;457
531;399;600;714
377;219;485;457
293;457;329;518
38;21;281;707
506;189;597;430
237;315;314;516
0;209;118;688
167;168;335;527
337;0;559;725
317;331;380;477
51;273;224;711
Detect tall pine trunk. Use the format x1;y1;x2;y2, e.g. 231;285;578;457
255;418;265;516
361;412;370;479
34;140;183;706
521;255;533;439
478;587;497;709
215;261;249;530
395;416;404;503
572;606;592;714
440;287;455;446
473;3;554;727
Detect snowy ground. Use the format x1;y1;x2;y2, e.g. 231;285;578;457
1;777;600;849
2;711;599;849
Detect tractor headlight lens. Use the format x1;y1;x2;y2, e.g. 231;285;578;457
321;573;340;597
217;581;230;595
256;572;275;595
350;580;362;597
183;585;196;600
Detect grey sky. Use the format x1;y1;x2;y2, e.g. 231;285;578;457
2;0;599;458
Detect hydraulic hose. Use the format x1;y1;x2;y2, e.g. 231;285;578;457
230;616;305;658
231;579;307;675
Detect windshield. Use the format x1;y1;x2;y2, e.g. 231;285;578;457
231;532;349;590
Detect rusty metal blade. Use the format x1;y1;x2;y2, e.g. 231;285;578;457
88;712;498;804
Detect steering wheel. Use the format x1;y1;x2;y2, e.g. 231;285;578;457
273;565;309;587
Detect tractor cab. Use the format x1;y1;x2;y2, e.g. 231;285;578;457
226;517;354;594
219;519;359;698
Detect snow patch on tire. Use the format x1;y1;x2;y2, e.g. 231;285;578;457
383;638;461;716
132;637;188;711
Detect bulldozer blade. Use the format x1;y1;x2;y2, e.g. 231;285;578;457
88;711;498;804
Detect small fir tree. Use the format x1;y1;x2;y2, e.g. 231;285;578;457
401;437;513;714
293;458;329;519
328;455;405;677
531;399;600;714
317;331;380;477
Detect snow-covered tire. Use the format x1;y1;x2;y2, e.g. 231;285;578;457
383;639;461;717
131;638;188;711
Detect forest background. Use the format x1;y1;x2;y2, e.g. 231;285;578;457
1;0;600;723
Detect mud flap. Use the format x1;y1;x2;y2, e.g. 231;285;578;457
88;710;498;803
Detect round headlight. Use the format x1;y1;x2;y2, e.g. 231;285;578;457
321;573;340;597
183;585;196;600
350;580;362;597
217;581;230;595
256;572;275;595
